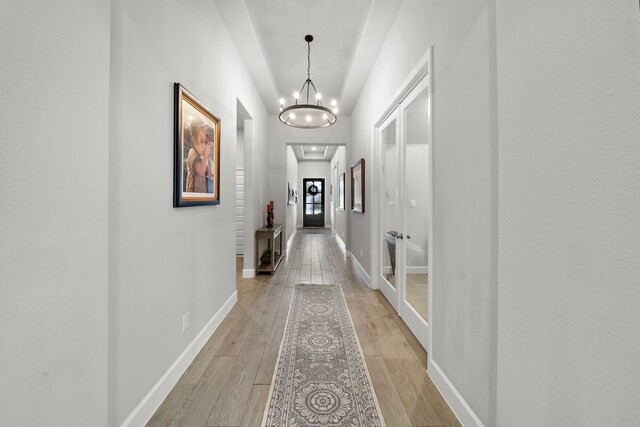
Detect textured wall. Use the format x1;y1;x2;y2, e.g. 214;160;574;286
496;1;640;425
0;1;110;425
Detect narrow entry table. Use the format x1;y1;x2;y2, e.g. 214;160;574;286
255;224;283;274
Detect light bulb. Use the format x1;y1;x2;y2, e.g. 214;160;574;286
293;92;300;99
289;113;296;120
315;93;322;100
279;98;285;105
188;115;194;121
330;99;337;107
322;114;328;120
332;107;339;114
306;115;312;122
311;146;317;151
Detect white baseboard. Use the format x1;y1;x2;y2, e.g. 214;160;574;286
287;227;298;249
407;266;428;274
243;268;256;278
121;291;238;427
335;233;346;251
349;252;371;288
428;358;484;427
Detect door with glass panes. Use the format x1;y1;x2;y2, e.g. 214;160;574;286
303;178;325;227
378;75;431;351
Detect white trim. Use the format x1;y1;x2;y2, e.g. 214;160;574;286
373;49;431;128
428;359;484;427
287;226;298;249
349;252;372;288
120;291;238;427
242;268;256;279
335;233;346;251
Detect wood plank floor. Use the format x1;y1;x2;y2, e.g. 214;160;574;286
147;229;460;427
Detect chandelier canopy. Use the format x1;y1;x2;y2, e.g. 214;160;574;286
278;35;338;129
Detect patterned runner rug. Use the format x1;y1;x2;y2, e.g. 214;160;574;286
262;284;385;427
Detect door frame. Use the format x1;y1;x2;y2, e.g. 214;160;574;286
302;177;325;227
371;48;433;352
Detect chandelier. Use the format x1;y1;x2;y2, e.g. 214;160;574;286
278;35;338;129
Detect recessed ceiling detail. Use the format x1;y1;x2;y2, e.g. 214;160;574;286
291;145;338;161
214;0;403;115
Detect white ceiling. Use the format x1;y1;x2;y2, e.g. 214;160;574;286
214;0;403;115
291;144;338;162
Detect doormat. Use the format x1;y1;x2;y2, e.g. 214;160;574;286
262;284;385;427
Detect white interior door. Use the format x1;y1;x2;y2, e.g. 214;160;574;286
398;77;431;350
378;110;400;311
376;76;431;351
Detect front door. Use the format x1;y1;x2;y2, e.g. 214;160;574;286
303;178;325;227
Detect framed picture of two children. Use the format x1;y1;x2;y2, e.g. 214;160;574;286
173;83;221;207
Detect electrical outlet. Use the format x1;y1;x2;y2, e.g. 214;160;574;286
182;312;190;332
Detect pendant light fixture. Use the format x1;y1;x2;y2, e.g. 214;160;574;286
278;35;338;129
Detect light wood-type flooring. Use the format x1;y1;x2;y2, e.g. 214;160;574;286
147;229;459;427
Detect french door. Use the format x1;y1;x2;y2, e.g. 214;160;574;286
377;76;431;350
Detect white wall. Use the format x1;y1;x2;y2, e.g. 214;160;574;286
109;0;269;424
236;128;245;168
349;0;497;424
285;146;298;244
297;162;331;227
268;116;351;246
496;2;640;425
330;146;348;244
0;1;110;425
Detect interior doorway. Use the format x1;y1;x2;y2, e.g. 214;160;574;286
302;178;325;227
375;71;432;351
236;100;253;279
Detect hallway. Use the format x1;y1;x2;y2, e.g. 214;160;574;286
148;229;459;427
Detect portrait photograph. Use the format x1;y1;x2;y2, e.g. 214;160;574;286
174;83;221;207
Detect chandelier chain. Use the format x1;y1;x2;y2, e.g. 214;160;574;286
307;41;311;81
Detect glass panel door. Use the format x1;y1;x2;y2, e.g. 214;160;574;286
378;111;400;310
398;76;430;350
303;178;325;227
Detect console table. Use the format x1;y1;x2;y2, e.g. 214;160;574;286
255;224;283;274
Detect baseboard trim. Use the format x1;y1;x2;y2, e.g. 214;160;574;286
407;266;428;274
242;268;256;278
349;252;371;288
120;291;238;427
428;358;484;427
335;233;346;252
287;227;298;249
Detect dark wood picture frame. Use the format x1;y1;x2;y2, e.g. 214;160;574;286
173;83;221;207
351;158;365;213
338;173;345;211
